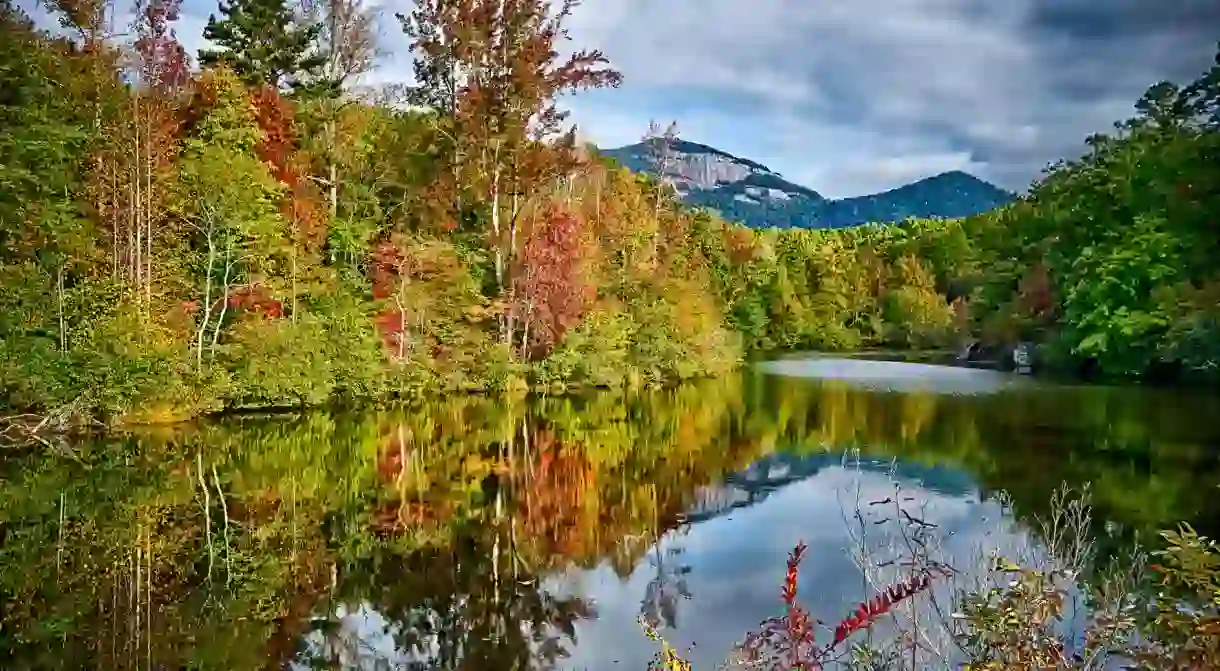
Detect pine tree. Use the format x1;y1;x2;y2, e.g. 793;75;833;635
198;0;326;91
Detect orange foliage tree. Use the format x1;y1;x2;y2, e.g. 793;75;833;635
249;86;328;318
398;0;622;350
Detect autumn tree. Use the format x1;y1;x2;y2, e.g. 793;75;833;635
299;0;378;95
512;205;591;359
132;0;190;93
398;0;622;346
0;1;117;363
89;0;191;315
295;0;379;219
174;68;288;370
43;0;112;47
641;119;680;261
199;0;325;91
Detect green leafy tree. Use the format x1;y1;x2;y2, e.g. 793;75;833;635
174;68;288;373
198;0;326;91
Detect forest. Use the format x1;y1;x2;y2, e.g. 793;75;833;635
2;0;1218;426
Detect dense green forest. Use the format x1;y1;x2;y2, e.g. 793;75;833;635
2;0;1218;425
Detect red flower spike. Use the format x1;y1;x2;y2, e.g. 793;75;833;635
827;570;941;650
782;540;808;606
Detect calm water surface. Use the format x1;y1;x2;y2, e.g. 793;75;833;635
3;358;1219;669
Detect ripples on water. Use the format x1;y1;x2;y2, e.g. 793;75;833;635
2;359;1219;669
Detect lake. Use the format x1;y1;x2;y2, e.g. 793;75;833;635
3;357;1219;669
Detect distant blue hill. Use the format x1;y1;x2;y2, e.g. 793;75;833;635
600;140;1016;229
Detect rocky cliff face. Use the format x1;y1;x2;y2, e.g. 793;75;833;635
601;139;819;198
599;140;1014;229
663;145;763;189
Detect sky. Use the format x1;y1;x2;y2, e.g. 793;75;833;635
19;0;1220;198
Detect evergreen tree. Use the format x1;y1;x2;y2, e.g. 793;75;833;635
198;0;326;91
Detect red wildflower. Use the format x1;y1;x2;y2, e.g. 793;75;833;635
734;542;948;670
831;572;935;647
783;541;808;606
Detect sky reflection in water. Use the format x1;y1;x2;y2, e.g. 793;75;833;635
300;457;1031;670
550;464;1026;670
292;361;1190;669
9;359;1219;669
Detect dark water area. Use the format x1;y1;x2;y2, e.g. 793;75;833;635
2;358;1219;669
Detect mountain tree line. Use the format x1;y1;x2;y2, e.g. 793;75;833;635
2;0;1218;425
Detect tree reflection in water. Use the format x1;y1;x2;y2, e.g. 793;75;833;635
2;370;1219;669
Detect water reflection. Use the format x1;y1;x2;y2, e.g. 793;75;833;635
756;356;1031;394
2;368;1218;669
550;466;1021;670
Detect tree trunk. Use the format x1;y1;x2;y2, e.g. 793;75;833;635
145;106;154;315
291;227;298;325
196;225;217;372
57;263;67;352
328;161;338;220
210;241;235;355
491;142;503;288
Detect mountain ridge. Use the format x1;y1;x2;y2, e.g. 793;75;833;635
599;140;1016;229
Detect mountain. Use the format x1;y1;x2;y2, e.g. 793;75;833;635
599;140;1015;229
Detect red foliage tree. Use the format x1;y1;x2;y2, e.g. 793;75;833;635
1016;262;1056;319
511;429;594;557
369;240;409;300
371;425;460;534
82;0;187;312
367;237;474;359
226;284;284;319
368;240;413;356
512;206;592;358
249;86;296;180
